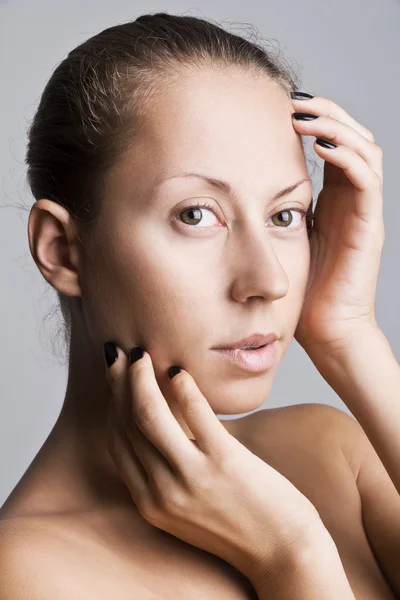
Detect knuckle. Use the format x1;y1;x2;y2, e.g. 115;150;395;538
369;171;382;188
330;130;339;144
176;388;193;412
319;97;334;114
183;460;213;494
137;495;158;522
364;128;375;142
215;447;239;476
195;471;216;495
133;398;159;428
180;453;209;490
319;118;337;142
158;486;186;514
180;392;200;416
108;369;125;386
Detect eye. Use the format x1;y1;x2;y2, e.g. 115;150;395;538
176;200;220;229
269;208;308;230
175;199;309;232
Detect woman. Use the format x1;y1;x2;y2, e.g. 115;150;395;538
1;12;399;599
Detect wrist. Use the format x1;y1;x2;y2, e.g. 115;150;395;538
254;529;355;599
244;516;331;591
303;324;384;367
303;327;390;401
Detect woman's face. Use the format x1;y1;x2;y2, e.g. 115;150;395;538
81;67;312;416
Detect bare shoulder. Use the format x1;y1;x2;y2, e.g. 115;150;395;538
0;516;88;599
0;517;68;599
238;402;358;455
237;401;355;448
0;514;148;600
236;403;362;515
266;402;362;477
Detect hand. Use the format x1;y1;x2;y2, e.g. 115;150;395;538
103;343;322;584
291;94;384;356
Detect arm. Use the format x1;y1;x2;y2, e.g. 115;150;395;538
303;327;400;595
306;327;400;497
312;402;400;597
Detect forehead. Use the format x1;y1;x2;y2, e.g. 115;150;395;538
114;68;307;198
141;68;296;156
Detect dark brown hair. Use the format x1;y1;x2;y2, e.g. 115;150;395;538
24;11;314;362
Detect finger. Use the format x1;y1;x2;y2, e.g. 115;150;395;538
292;114;383;180
104;343;177;483
168;366;234;461
107;397;148;506
127;349;200;473
103;342;130;423
312;141;384;229
291;94;375;142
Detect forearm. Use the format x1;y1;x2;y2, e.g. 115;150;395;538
308;327;400;496
254;530;355;600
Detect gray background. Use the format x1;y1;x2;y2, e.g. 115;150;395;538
1;0;399;507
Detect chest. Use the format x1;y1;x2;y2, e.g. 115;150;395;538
2;411;397;598
68;451;395;599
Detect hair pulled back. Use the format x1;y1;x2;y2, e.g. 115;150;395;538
25;11;313;362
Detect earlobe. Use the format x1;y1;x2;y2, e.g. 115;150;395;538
27;199;83;298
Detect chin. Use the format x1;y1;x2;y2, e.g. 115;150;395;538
208;376;274;417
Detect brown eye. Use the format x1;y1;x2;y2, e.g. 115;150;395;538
269;209;307;230
271;210;294;227
180;207;203;226
177;200;220;228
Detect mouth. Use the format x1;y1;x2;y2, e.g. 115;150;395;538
211;342;277;373
233;344;266;351
212;332;279;351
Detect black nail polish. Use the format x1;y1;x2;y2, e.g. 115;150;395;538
130;346;144;365
316;137;337;149
168;366;181;380
292;112;319;121
104;342;118;368
291;91;314;100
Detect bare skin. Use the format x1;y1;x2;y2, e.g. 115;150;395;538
0;404;396;599
0;68;396;598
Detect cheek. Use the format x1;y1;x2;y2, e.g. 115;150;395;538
81;232;208;347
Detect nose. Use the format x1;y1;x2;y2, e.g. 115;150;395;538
229;228;289;303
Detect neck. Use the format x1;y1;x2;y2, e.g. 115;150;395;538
44;323;195;513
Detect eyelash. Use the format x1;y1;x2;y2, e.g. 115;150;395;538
175;199;309;232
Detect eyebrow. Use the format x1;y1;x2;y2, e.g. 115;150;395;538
156;172;312;204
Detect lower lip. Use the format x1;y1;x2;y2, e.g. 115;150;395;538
211;342;277;373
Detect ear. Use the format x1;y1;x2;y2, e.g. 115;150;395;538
27;199;82;297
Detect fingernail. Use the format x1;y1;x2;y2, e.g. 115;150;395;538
291;91;314;100
316;137;337;149
292;112;319;121
129;346;144;365
104;342;118;368
168;366;181;380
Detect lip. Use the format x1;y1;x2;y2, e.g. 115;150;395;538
212;332;278;351
211;343;277;373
